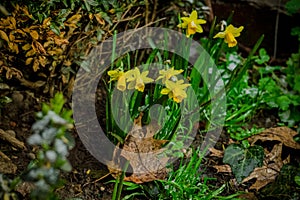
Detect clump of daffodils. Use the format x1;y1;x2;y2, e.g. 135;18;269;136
177;10;244;47
108;67;190;103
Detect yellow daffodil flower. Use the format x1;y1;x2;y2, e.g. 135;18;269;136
156;67;184;84
107;69;127;91
177;10;206;38
213;24;244;47
126;67;154;92
161;79;190;103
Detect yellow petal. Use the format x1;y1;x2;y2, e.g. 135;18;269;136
180;17;192;23
190;10;198;20
225;32;237;47
117;75;126;91
226;25;244;37
136;77;145;92
161;88;170;95
195;24;204;33
195;19;206;25
213;32;226;39
127;81;135;90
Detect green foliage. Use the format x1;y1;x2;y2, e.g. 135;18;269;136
0;93;74;200
25;0;122;23
223;144;264;183
254;48;270;65
228;126;264;141
285;0;300;15
26;92;74;200
295;176;300;186
257;51;300;128
155;148;241;199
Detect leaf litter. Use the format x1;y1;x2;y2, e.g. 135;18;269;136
211;127;300;191
108;113;169;183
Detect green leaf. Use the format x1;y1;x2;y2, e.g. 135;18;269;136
276;95;291;110
295;176;300;186
255;48;270;64
223;144;264;182
285;0;300;14
50;23;60;35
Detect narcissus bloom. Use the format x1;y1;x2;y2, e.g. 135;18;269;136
177;10;206;38
126;67;154;92
156;67;184;84
107;69;127;91
213;24;244;47
161;79;190;103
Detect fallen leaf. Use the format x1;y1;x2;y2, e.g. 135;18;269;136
248;127;300;149
209;147;224;158
242;143;290;190
109;113;169;183
238;192;258;200
213;164;232;173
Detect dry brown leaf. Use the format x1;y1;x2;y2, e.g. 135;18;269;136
22;43;31;51
20;6;33;19
8;42;19;54
109;113;169;183
10;17;16;30
9;32;15;42
32;41;47;55
242;143;290;190
238;192;258;200
2;66;23;79
30;30;39;40
25;57;33;65
54;37;69;46
0;30;9;42
248;127;300;149
38;56;47;67
213;164;232;173
209;147;224;158
19;78;46;89
64;14;82;28
48;48;63;56
32;58;39;72
42;17;51;28
94;13;105;25
25;49;35;57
